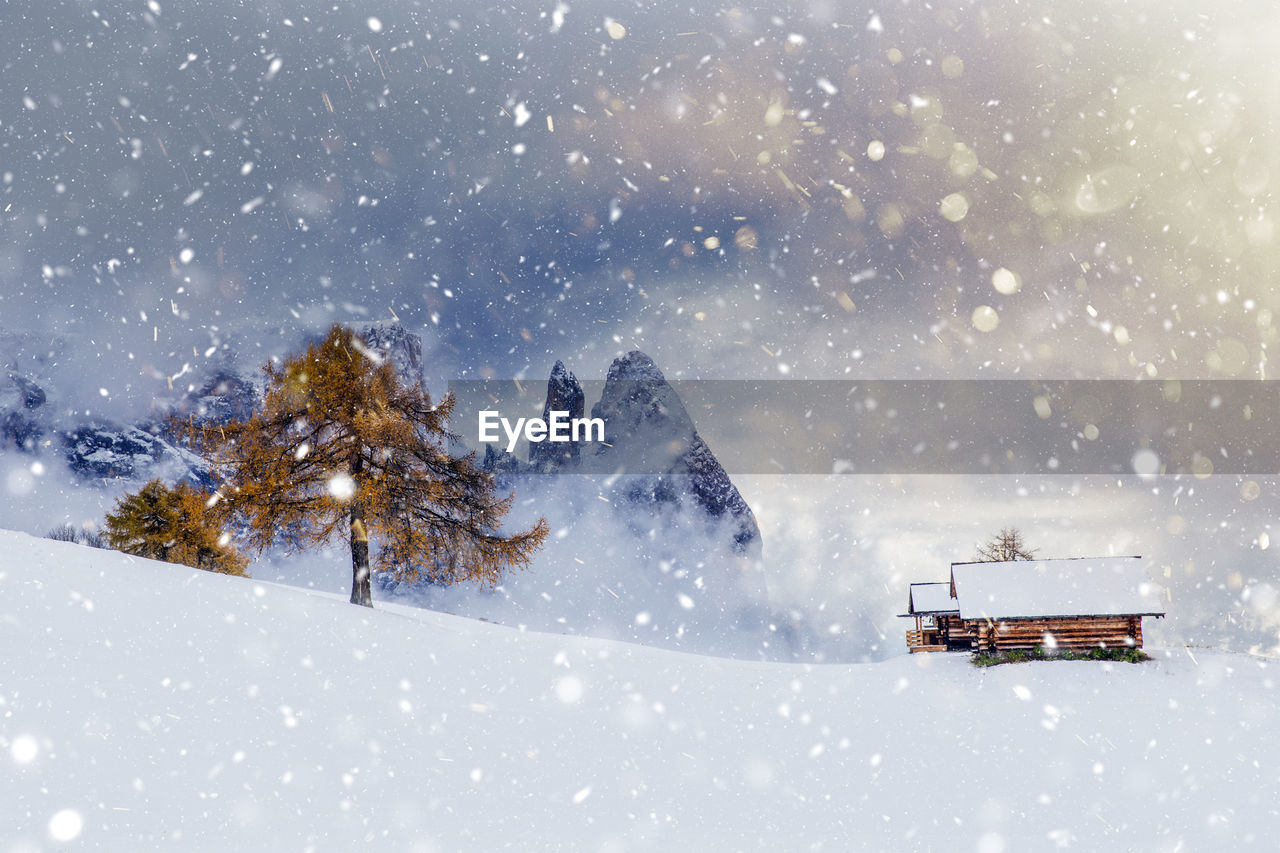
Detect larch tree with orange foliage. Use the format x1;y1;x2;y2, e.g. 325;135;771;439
199;324;547;606
103;478;249;576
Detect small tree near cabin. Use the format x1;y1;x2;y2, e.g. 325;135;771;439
974;526;1038;562
103;478;249;575
200;324;547;606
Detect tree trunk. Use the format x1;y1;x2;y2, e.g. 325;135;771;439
350;500;373;606
348;452;373;607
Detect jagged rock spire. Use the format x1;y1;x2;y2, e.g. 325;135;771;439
529;360;585;471
591;351;761;557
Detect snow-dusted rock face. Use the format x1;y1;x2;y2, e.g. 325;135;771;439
360;322;424;389
143;369;261;482
169;370;260;429
482;443;529;477
1;373;49;452
11;326;427;493
9;374;46;410
589;351;762;557
2;331;214;487
528;360;585;471
62;423;214;488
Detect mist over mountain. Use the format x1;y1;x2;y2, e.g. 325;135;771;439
405;348;783;659
484;351;761;553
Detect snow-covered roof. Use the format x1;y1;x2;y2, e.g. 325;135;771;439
907;582;958;615
949;557;1164;621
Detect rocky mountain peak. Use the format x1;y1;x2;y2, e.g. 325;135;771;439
474;352;767;626
170;370;259;428
590;352;695;458
603;350;666;383
360;323;425;389
590;351;760;557
529;360;585;471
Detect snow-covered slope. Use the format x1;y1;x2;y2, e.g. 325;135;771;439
2;529;1276;851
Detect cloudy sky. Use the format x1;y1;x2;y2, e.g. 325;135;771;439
4;0;1280;655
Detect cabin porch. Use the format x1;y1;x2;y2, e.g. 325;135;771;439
905;615;948;653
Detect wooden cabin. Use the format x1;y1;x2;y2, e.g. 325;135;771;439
901;556;1164;654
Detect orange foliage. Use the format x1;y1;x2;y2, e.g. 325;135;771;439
103;478;249;576
197;324;547;605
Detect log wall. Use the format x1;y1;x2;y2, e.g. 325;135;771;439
937;614;976;651
968;615;1146;652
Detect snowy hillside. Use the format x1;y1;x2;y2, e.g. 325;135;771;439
2;529;1276;851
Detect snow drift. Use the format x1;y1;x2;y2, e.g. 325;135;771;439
2;529;1276;851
